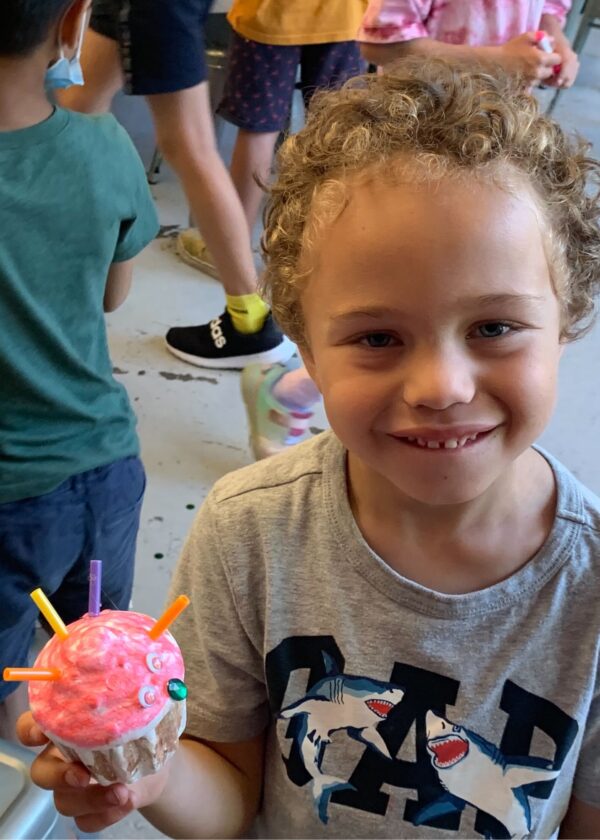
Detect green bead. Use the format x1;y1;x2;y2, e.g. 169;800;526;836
167;678;188;701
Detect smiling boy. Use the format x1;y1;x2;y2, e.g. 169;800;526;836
19;60;600;839
306;176;563;594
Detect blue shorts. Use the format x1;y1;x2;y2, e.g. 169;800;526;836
0;457;145;701
218;32;363;133
90;0;213;95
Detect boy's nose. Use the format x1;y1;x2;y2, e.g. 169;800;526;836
402;349;476;410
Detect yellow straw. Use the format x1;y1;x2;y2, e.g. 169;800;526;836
30;588;69;640
148;595;190;640
3;668;61;682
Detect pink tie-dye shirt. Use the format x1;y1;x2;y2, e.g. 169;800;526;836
358;1;571;47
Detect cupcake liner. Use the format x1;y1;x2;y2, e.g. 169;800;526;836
47;698;186;785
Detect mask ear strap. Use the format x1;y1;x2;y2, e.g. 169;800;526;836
74;11;89;61
56;5;89;61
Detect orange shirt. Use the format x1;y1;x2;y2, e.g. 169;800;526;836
227;0;368;46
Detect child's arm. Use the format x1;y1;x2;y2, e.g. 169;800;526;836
140;734;265;838
362;33;562;84
18;713;265;838
103;260;134;312
560;796;600;839
539;12;580;88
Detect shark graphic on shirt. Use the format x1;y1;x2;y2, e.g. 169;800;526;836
416;710;562;838
279;653;404;823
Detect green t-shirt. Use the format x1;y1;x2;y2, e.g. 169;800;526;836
0;108;159;504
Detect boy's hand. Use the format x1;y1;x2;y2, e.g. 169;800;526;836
493;32;562;83
17;712;170;834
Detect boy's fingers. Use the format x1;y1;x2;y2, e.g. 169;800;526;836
54;784;132;820
30;745;91;792
74;801;137;836
16;712;48;747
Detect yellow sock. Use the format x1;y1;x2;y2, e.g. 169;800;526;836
226;293;270;334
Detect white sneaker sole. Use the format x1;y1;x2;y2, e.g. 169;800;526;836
165;336;297;370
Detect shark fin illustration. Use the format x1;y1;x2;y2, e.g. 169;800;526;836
313;776;356;824
280;699;322;718
504;764;558;788
322;651;340;676
354;725;393;759
414;792;466;825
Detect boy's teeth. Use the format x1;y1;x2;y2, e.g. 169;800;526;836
408;432;481;449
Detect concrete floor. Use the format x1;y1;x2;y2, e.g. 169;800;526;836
98;28;600;840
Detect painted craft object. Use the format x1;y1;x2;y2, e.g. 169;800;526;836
4;562;190;786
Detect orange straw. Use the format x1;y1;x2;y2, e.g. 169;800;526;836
31;588;69;640
3;668;61;682
148;595;190;640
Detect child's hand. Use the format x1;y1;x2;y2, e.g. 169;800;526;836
17;712;170;834
546;35;579;88
494;32;562;84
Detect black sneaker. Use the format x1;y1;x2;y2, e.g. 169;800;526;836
165;311;296;370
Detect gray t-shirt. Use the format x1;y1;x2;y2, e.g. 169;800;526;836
169;431;599;839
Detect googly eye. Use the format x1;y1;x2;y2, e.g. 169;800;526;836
146;653;164;673
167;678;188;702
138;685;157;708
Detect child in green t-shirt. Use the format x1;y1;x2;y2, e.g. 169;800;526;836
0;0;158;737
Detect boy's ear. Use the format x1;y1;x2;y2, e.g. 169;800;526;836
60;0;91;51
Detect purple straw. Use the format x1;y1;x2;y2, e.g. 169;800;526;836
88;560;102;616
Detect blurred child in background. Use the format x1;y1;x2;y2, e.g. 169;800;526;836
179;0;367;271
359;0;578;89
62;0;295;369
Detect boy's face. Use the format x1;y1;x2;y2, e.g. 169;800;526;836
300;176;562;507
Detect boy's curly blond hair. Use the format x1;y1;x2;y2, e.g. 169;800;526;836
261;59;600;344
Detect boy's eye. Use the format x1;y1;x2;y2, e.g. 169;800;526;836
473;322;513;339
360;333;396;348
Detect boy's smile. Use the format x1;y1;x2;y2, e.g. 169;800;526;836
301;175;563;510
390;424;497;450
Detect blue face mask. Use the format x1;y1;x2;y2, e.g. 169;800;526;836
45;15;86;91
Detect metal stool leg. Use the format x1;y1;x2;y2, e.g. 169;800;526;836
546;87;563;116
572;0;600;53
146;146;163;185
